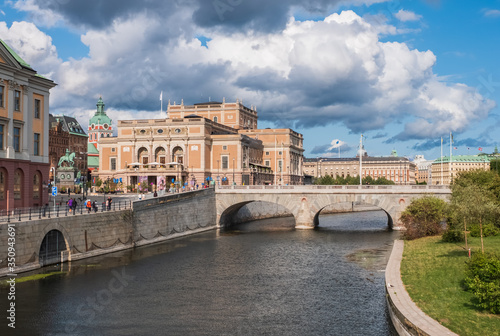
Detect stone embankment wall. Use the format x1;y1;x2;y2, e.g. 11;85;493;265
0;189;216;276
385;240;458;336
233;201;381;224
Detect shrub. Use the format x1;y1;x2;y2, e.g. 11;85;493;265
464;253;500;314
470;223;500;238
442;229;464;243
400;196;447;240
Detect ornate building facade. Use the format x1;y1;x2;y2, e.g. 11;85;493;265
94;100;304;190
0;39;56;209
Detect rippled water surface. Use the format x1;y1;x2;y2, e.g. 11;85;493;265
1;211;399;336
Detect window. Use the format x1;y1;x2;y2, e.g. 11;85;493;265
0;169;5;200
265;152;270;156
0;125;3;149
222;155;229;169
111;158;116;171
14;170;21;200
14;90;21;111
34;99;41;118
0;86;4;107
33;173;40;200
111;148;116;152
223;145;227;150
34;133;40;156
278;151;282;156
278;160;283;172
14;127;21;152
213;116;218;123
265;160;270;167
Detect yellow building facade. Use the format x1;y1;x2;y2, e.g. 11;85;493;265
94;101;304;190
431;155;490;185
304;156;416;185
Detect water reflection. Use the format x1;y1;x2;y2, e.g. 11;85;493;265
1;211;399;336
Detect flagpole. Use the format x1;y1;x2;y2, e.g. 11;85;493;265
160;91;163;114
449;132;452;184
359;134;363;185
441;137;443;185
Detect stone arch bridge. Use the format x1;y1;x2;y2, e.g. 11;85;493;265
215;185;451;229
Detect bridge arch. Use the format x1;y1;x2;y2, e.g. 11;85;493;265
312;202;394;229
218;200;295;229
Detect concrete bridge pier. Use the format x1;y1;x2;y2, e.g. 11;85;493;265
294;197;315;229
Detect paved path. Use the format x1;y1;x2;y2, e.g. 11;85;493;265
386;240;459;336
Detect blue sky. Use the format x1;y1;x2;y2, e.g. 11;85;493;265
1;0;499;161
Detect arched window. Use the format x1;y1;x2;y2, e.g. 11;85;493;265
14;169;23;200
0;168;6;201
172;146;184;164
155;147;166;164
213;116;218;123
33;171;41;201
138;147;149;165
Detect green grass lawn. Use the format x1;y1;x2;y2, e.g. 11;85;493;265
400;235;500;336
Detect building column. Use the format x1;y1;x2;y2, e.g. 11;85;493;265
21;85;30;160
6;82;15;159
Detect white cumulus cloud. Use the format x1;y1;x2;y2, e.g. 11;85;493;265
394;9;422;22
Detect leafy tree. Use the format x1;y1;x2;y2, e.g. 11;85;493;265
400;196;447;240
450;171;500;252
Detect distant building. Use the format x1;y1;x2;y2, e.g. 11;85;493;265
87;97;113;173
49;114;88;178
304;152;416;185
0;39;56;209
432;155;490;185
413;155;433;184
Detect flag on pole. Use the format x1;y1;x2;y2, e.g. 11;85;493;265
328;139;344;150
454;147;457;150
479;147;483;151
159;91;163;101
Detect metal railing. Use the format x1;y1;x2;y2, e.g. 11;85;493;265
0;200;133;223
216;184;450;190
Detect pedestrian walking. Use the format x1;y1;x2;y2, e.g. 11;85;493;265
93;200;98;213
68;198;73;212
86;200;92;213
72;198;77;212
106;198;110;211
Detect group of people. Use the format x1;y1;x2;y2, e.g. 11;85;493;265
67;197;113;213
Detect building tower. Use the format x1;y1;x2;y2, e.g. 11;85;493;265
87;97;112;173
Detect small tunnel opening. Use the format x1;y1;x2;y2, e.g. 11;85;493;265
39;230;68;267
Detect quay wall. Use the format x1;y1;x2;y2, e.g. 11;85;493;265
385;240;458;336
0;189;217;277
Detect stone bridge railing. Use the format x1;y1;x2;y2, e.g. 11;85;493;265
215;184;451;229
216;184;451;193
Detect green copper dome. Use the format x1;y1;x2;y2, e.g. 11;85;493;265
89;97;112;126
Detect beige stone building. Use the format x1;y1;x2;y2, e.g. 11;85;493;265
431;155;490;185
94;100;304;190
304;155;416;185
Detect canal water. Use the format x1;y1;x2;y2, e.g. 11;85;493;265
1;211;399;336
